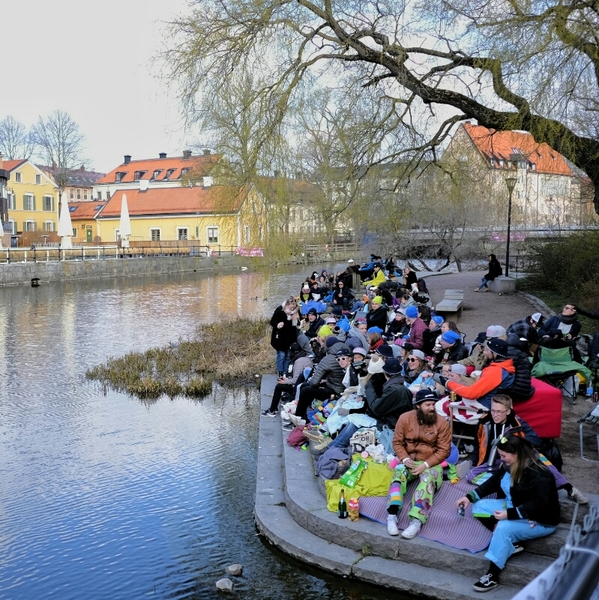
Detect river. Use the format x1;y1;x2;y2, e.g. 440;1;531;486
0;266;410;600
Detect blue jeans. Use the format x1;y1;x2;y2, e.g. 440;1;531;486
472;499;557;569
330;423;358;449
275;350;290;375
478;277;489;290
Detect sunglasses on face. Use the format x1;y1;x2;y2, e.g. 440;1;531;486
336;356;350;362
407;357;419;363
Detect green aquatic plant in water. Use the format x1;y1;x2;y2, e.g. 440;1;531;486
86;318;272;400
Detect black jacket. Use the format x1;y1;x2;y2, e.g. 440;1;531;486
505;343;534;400
469;461;560;525
364;375;413;429
366;306;389;332
270;306;298;351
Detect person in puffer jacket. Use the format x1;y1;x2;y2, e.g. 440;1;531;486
505;334;534;401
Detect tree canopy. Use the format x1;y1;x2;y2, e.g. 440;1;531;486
165;0;599;213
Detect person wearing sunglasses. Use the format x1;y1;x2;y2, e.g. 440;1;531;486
538;303;581;342
456;435;560;592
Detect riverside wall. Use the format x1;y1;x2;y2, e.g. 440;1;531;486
0;255;255;287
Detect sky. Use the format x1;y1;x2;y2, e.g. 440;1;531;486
2;0;193;174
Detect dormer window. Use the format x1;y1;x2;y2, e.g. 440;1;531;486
115;172;126;183
181;168;189;176
151;169;162;180
134;171;146;181
164;169;176;181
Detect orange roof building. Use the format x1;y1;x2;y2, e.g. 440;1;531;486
445;122;590;227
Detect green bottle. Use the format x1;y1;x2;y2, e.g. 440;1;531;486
338;488;348;519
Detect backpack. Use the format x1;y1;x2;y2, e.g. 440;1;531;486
417;278;429;293
286;427;308;449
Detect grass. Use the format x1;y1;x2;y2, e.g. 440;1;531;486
86;317;273;400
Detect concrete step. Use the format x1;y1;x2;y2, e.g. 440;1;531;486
283;439;554;589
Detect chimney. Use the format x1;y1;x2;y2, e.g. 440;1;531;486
203;176;213;188
202;149;210;156
183;150;192;159
159;152;167;159
139;180;149;192
124;155;131;164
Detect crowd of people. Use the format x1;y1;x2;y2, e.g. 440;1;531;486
266;257;594;592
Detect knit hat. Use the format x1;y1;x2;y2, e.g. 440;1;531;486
325;336;340;348
405;306;419;319
441;331;461;345
307;308;317;316
486;325;506;339
376;344;394;358
355;317;367;325
395;307;406;316
413;389;439;405
372;296;383;305
450;364;467;376
367;326;384;335
531;312;543;324
331;306;343;316
383;358;402;375
352;347;368;356
367;355;385;374
408;349;426;361
326;317;337;325
318;325;333;338
487;338;509;358
302;284;310;291
431;315;444;326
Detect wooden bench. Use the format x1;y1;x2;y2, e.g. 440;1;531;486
435;289;464;319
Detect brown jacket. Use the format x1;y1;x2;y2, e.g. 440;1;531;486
392;409;452;468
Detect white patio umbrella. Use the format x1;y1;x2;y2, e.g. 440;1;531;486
58;193;73;249
119;193;132;248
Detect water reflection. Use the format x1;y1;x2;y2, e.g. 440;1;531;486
0;267;413;600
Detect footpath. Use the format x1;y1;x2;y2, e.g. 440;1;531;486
254;271;599;598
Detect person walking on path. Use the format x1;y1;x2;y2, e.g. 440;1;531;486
386;389;451;540
475;254;502;292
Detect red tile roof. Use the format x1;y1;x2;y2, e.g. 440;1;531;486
96;154;221;184
1;159;27;172
98;185;248;218
463;123;573;177
69;201;107;221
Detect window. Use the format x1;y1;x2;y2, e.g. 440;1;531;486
134;171;146;181
164;169;176;180
70;190;74;199
97;191;102;200
115;172;125;183
8;219;16;234
77;189;81;200
15;172;22;183
150;228;161;241
114;229;121;241
7;192;16;210
177;227;188;240
72;227;77;237
36;174;42;184
43;221;55;232
23;194;36;211
24;220;36;232
258;226;263;241
245;225;250;244
43;195;55;211
84;191;88;200
151;170;162;180
207;226;219;243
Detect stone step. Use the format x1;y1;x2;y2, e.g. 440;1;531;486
283;440;554;589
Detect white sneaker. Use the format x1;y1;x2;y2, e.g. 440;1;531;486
569;487;589;504
401;518;422;539
288;413;306;427
387;514;399;536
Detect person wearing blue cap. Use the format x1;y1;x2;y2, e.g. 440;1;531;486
433;330;468;367
404;304;427;350
422;314;444;355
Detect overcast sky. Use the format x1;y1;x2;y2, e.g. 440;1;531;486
2;0;193;173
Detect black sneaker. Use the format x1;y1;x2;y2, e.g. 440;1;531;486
473;573;498;592
261;410;277;418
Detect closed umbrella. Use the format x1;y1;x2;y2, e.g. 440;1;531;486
58;194;73;249
120;194;131;248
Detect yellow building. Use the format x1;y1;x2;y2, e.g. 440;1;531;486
3;159;59;244
95;184;267;249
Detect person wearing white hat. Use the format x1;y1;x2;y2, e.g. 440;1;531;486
506;313;544;350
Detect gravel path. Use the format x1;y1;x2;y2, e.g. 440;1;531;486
425;270;599;496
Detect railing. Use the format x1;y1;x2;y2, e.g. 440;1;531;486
0;244;242;263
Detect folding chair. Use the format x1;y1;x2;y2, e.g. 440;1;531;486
531;346;592;405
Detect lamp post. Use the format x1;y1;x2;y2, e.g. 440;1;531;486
505;177;517;278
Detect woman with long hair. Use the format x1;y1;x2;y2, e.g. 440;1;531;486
475;253;502;292
456;435;560;592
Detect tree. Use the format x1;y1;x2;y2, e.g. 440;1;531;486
165;0;599;214
0;116;35;160
32;110;86;190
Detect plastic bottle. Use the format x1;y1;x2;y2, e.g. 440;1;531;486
338;489;348;519
348;497;360;521
587;385;594;398
339;458;368;488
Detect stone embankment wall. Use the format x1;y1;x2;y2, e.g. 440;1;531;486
0;256;252;287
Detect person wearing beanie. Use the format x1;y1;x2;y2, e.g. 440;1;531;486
362;262;387;288
331;279;355;310
443;338;516;410
387;307;410;340
366;296;388;333
458;324;505;372
433;330;468;367
456;435;560;592
422;314;444;355
404;304;427;350
386;388;451;539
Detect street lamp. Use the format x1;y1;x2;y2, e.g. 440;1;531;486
504;177;517;278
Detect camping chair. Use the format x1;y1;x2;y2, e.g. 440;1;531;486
446;392;483;456
531;346;592;405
